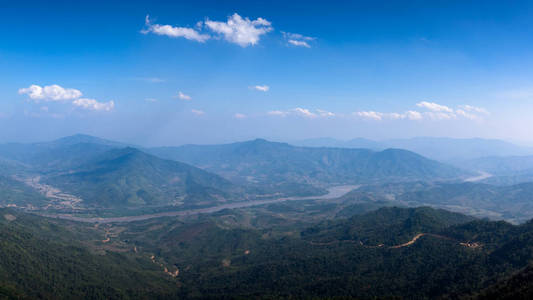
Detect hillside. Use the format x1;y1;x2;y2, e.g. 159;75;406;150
149;139;468;189
44;147;240;208
5;206;533;298
112;206;530;298
0;208;178;299
0;175;48;207
398;182;533;222
0;134;127;172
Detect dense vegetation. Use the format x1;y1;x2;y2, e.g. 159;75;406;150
4;206;533;299
45;147;240;208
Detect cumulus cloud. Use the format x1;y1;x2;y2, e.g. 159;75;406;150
234;113;246;119
416;101;453;113
316;109;335;117
141;15;210;42
458;105;489;114
354;101;489;122
205;13;272;47
282;32;315;48
191;109;205;115
178;91;192;100
18;84;82;101
291;107;316;118
19;84;114;112
267;108;335;118
355;111;384;121
251;85;269;92
404;110;423;120
72;98;115;111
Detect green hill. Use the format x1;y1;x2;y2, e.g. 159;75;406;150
0;208;178;299
149;139;468;188
44;147;240;208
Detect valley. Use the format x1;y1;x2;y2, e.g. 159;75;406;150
3;134;533;299
38;184;359;223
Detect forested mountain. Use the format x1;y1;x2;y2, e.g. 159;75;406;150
397;182;533;222
43;147;239;208
149;138;468;188
0;134;127;171
0;208;178;299
5;206;533;299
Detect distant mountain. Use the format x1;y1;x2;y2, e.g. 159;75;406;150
0;134;130;171
385;137;533;162
44;147;239;208
292;137;533;162
457;155;533;175
148;139;469;189
293;137;385;150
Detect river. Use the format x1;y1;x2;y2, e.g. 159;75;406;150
38;185;359;224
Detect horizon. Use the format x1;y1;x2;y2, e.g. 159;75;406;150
3;132;533;149
2;1;533;145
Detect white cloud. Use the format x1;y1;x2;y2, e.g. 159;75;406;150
316;109;335;117
205;13;272;47
234;113;246;119
141;15;210;42
145;98;157;102
458;105;489;115
19;84;114;112
252;85;269;92
291;107;316;118
283;32;315;48
268;108;333;118
355;111;383;120
267;110;288;117
424;111;456;120
288;40;310;48
404;110;423;120
191;109;205;115
18;84;82;101
72;98;115;111
178;91;191;100
416;101;453;113
355;110;424;121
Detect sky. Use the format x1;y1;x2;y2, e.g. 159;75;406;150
2;0;533;146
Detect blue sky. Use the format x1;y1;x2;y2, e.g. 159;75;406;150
2;0;533;145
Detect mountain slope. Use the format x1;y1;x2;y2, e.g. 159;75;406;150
149;139;468;189
0;208;178;299
398;182;533;222
44;147;239;208
0;134;128;171
385;137;533;161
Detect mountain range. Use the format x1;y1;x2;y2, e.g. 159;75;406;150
296;136;533;161
148;138;468;187
4;206;533;298
0;134;470;210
